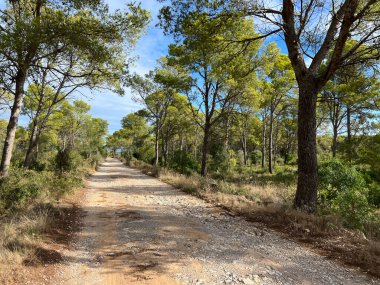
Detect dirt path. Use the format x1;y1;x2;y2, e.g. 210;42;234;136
51;158;376;285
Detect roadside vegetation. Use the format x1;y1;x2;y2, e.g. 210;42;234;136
0;100;107;272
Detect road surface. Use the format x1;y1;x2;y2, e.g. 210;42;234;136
51;158;376;285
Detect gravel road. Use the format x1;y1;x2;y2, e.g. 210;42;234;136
52;158;377;285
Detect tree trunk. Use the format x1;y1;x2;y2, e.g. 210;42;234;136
164;134;169;165
268;111;274;174
294;81;318;213
179;132;184;152
160;135;166;165
23;124;39;168
346;105;352;161
24;100;46;168
1;72;26;177
179;132;184;161
332;124;338;158
261;119;266;168
224;115;230;148
200;123;211;176
241;128;248;166
273;125;278;168
154;122;159;166
346;105;351;142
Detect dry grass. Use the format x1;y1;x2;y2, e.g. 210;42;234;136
0;165;91;285
0;206;54;266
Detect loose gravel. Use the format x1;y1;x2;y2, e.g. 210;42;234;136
49;158;377;285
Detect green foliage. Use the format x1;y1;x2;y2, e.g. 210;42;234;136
210;148;237;175
168;150;199;175
55;149;83;173
318;160;375;230
332;186;375;230
368;182;380;208
319;160;366;204
358;134;380;180
0;169;83;213
137;142;156;164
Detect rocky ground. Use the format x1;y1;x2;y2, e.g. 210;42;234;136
34;158;378;284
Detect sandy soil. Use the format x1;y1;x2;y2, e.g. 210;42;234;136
43;158;377;285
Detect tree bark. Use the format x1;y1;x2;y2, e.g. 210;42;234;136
224;115;230;148
293;81;318;213
1;72;26;177
241;126;248;166
154;121;160;166
23;91;45;168
164;132;169;165
261;118;266;168
200;123;211;176
268;110;274;174
160;134;166;165
332;124;338;158
346;105;351;142
23;123;39;168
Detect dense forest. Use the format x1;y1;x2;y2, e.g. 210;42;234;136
0;0;380;281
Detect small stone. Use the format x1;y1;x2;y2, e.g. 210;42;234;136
239;277;253;284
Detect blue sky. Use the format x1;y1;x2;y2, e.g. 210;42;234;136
85;0;172;133
0;0;172;134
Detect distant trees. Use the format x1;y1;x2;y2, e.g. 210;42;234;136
258;44;295;173
320;64;380;158
128;61;183;165
0;0;149;176
167;15;261;176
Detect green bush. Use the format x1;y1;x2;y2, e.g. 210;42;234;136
319;160;366;205
0;170;50;211
168;150;199;175
368;182;380;208
55;149;83;172
86;152;104;168
331;187;374;230
318;159;374;230
210;148;237;175
0;169;83;214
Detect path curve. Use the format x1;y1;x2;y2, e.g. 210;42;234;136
53;158;376;285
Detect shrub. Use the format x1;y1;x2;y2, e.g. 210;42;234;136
210;148;237;175
55;149;82;173
0;169;83;214
331;187;374;230
319;160;366;205
168;150;199;175
0;170;51;212
86;152;104;168
318;159;374;230
368;182;380;208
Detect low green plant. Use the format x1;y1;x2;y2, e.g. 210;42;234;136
55;149;83;173
318;159;375;231
0;170;51;211
0;169;83;214
168;150;199;175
